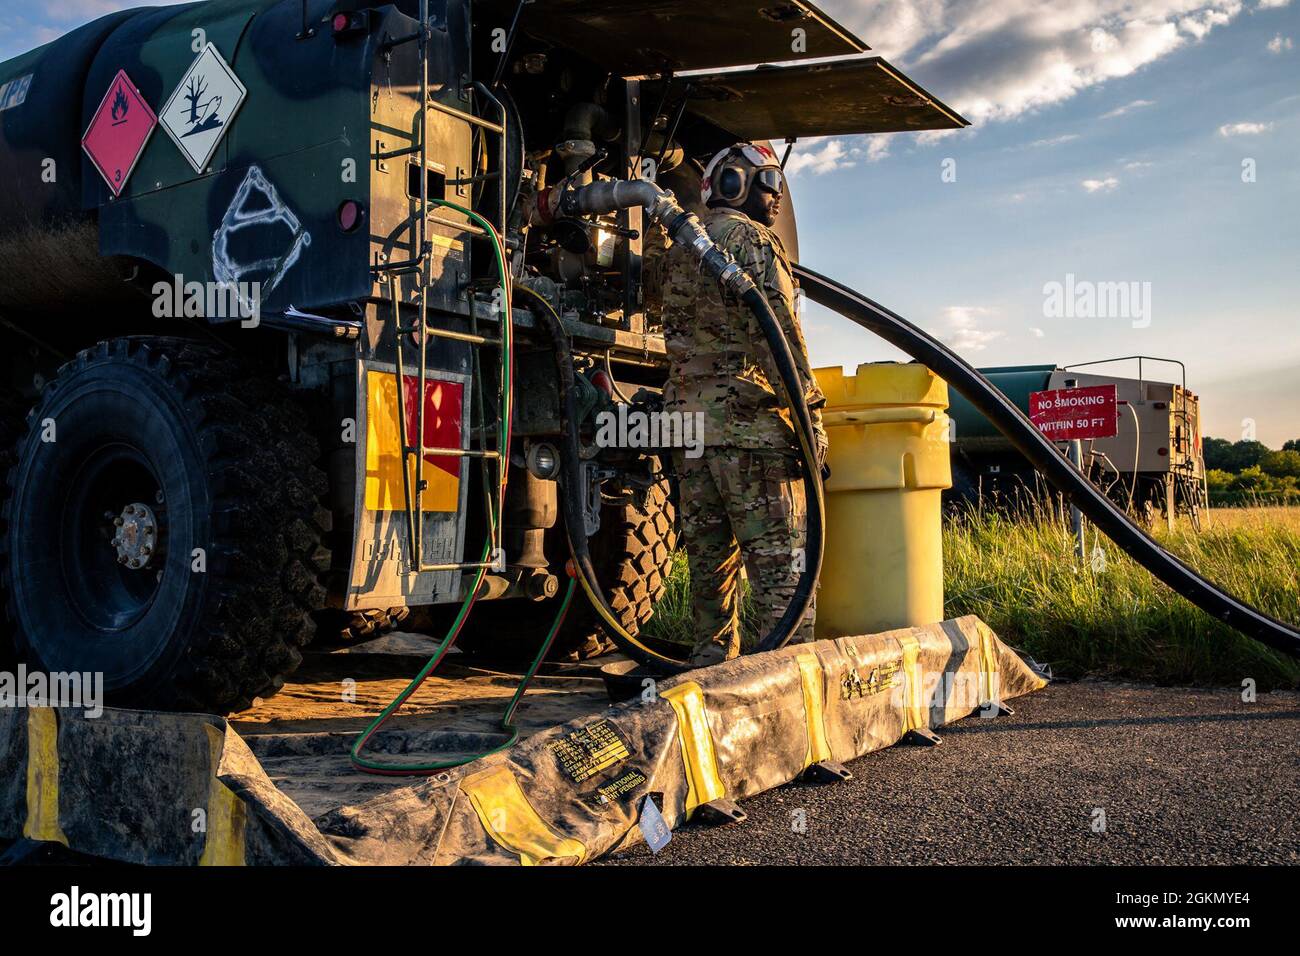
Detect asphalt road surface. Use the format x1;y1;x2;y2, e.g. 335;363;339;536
597;681;1300;865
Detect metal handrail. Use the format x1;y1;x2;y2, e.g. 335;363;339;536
391;0;513;575
1063;355;1188;400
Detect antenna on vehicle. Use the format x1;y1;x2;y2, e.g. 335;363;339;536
781;137;797;169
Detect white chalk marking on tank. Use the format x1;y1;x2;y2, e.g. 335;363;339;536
212;165;313;317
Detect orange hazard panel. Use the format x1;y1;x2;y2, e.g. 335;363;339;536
365;370;463;513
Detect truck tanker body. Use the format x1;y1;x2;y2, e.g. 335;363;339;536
0;0;968;714
947;359;1207;529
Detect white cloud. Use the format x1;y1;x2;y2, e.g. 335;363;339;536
1256;0;1291;9
864;138;892;162
913;128;964;147
821;1;1248;128
941;306;1003;351
1082;177;1120;192
785;137;889;176
785;140;854;176
1029;327;1047;338
1124;160;1156;169
1180;2;1242;40
1218;121;1275;136
1267;34;1294;52
1026;133;1081;148
1101;99;1156;119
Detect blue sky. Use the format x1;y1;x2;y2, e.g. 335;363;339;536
2;0;1297;445
792;0;1300;447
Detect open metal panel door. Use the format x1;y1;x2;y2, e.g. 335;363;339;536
653;57;969;140
475;0;867;74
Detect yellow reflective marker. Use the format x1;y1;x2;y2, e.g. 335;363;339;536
977;624;999;705
660;681;726;818
364;369;461;513
462;764;586;866
897;635;927;731
22;707;69;846
796;653;832;768
199;723;247;866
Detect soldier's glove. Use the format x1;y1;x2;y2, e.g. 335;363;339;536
812;414;831;483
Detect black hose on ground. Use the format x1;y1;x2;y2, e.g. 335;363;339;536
794;264;1300;660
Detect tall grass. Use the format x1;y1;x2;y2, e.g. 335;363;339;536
642;503;1300;688
944;502;1299;687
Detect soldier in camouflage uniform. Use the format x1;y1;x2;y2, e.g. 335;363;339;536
660;143;828;666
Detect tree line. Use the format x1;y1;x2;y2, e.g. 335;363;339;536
1203;437;1300;505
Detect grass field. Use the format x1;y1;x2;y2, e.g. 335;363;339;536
1198;505;1300;532
642;504;1300;688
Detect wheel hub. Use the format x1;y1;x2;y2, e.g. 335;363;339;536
111;502;158;570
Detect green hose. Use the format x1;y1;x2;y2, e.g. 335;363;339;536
351;199;529;775
349;579;576;775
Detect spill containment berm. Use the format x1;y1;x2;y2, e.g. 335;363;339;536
0;616;1046;865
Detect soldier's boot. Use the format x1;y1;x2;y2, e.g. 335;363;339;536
688;638;736;669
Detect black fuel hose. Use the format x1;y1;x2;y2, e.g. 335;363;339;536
521;273;824;672
794;264;1300;659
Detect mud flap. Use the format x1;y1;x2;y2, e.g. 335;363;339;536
347;359;472;611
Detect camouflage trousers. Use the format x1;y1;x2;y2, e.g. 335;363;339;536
672;447;815;666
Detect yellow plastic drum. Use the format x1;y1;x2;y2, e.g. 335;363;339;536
812;363;952;638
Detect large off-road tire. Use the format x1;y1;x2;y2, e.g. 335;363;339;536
0;338;331;714
313;606;413;646
553;476;678;659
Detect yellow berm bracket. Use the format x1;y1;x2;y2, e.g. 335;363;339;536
22;707;69;847
461;765;587;866
660;681;727;818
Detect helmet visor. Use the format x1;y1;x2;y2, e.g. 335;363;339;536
754;167;785;196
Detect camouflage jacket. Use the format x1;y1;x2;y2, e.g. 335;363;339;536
659;207;825;453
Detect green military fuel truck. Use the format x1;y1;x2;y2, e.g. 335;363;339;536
0;0;968;714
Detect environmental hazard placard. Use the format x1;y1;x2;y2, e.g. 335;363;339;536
82;70;157;197
159;42;247;174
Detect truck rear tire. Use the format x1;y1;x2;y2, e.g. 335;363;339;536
0;338;332;714
552;476;678;659
313;606;413;645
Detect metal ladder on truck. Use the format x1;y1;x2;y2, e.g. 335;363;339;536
377;0;512;578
